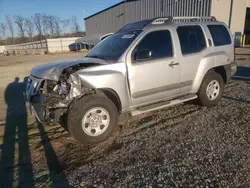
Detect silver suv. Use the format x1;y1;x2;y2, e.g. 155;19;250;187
26;17;237;145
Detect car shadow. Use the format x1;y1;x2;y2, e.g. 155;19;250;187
0;77;70;187
232;66;250;82
224;66;250;104
223;96;250;104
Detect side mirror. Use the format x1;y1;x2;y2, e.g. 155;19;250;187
136;49;152;61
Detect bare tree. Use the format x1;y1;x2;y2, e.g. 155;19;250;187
1;14;84;45
46;15;56;36
40;15;67;38
32;13;43;41
42;14;50;38
25;18;34;42
14;15;26;43
53;18;70;37
71;16;80;36
0;23;7;44
0;23;7;39
53;16;61;37
5;15;15;44
61;19;70;36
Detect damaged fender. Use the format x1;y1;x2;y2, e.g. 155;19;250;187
66;73;82;100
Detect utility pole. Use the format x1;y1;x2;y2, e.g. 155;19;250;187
228;0;234;28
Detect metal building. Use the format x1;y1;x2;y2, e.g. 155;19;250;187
84;0;250;45
85;0;211;36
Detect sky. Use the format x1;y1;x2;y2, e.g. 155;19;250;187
0;0;121;34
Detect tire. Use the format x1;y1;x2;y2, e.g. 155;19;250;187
197;71;224;107
67;94;118;145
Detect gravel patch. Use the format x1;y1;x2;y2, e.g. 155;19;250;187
56;66;250;187
1;58;250;187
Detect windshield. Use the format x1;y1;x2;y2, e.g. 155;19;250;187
87;30;141;61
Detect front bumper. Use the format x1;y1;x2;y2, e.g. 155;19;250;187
25;76;51;123
26;76;68;123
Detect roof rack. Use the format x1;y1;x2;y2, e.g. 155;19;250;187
151;16;217;25
118;16;217;33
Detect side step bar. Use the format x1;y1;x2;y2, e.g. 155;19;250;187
130;95;198;116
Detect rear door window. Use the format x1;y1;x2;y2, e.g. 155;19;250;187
207;25;232;46
177;25;206;55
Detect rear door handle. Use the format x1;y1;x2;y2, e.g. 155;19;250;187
169;62;179;67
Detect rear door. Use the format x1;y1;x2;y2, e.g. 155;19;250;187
207;24;234;62
126;29;181;107
176;25;212;93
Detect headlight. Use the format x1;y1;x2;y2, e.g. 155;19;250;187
53;82;69;95
26;78;32;90
46;79;70;95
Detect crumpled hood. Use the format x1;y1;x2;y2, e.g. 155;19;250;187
31;57;107;80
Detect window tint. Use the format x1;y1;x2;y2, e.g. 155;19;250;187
208;25;231;46
135;30;173;60
177;25;206;55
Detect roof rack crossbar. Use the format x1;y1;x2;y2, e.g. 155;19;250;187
151;16;217;25
151;17;172;24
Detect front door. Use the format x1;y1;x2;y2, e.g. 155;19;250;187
127;29;181;107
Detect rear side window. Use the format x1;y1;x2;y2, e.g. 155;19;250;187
177;25;206;55
207;25;231;46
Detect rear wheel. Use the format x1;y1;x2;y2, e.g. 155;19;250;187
197;71;224;107
67;94;118;145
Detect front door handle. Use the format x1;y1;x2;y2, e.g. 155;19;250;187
169;61;179;67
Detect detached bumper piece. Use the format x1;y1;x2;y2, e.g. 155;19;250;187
30;95;50;123
30;101;44;123
30;95;67;124
231;62;237;76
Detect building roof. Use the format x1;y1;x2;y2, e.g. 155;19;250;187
75;32;114;44
75;33;103;44
84;0;137;20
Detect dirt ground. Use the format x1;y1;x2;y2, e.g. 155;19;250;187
0;52;85;121
0;51;250;187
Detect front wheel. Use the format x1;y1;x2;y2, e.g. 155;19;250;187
197;71;224;107
67;94;118;145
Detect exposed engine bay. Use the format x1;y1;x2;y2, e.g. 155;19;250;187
44;64;98;104
29;62;102;124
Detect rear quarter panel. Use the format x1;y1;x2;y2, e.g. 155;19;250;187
191;50;232;93
190;23;234;93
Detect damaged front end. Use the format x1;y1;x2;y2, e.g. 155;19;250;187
41;75;89;124
26;62;98;124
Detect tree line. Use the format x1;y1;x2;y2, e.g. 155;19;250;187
0;14;85;45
